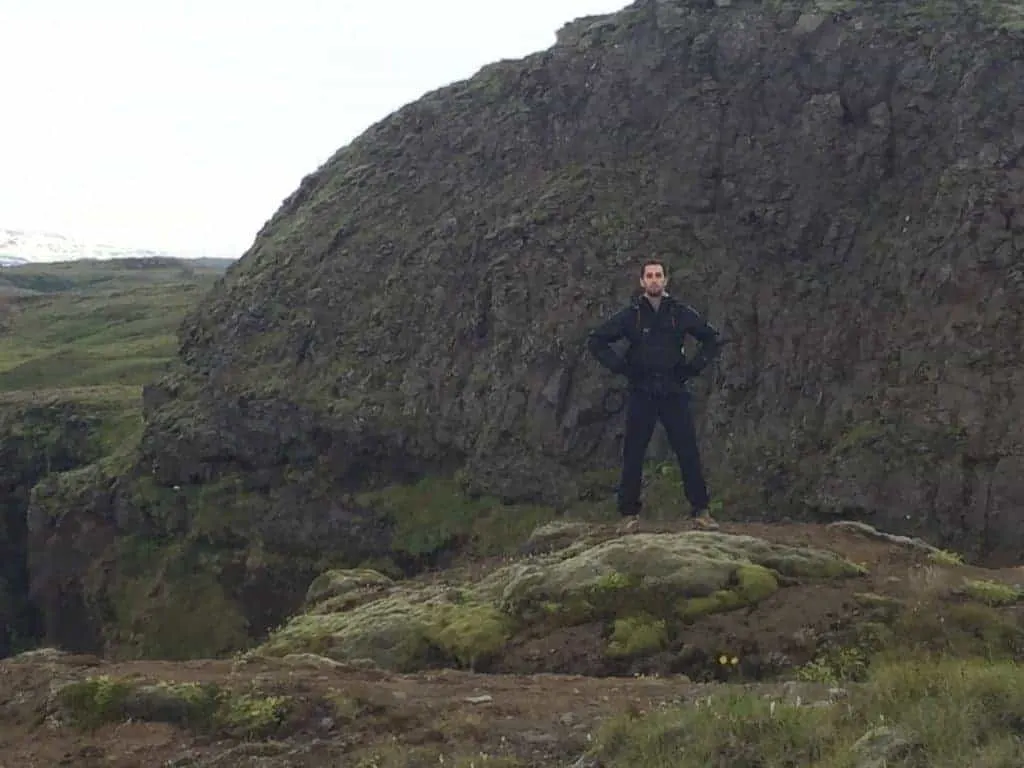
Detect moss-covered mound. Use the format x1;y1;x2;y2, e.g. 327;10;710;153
259;582;512;673
486;531;864;625
55;674;291;739
254;531;864;672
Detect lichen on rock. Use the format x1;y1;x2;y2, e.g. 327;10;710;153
487;532;864;626
303;568;395;613
257;587;512;672
256;530;862;672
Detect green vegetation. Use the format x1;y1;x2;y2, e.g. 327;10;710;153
962;578;1024;606
491;531;863;627
0;258;225;393
591;657;1024;767
356;475;559;560
0;257;228;658
255;532;863;671
55;674;290;738
258;576;513;672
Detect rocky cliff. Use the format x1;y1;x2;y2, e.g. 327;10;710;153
0;394;138;656
27;0;1024;656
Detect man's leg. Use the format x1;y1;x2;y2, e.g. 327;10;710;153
659;392;717;528
617;389;658;524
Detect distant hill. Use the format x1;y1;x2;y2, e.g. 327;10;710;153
0;226;236;265
0;256;228;391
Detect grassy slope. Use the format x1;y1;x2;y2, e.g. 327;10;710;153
594;657;1024;767
0;258;225;397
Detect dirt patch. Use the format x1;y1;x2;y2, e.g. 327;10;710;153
494;623;611;675
0;653;839;768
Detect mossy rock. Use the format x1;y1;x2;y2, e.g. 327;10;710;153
520;520;598;555
255;531;863;673
485;531;864;626
607;613;669;658
55;676;290;738
304;568;395;612
257;588;512;672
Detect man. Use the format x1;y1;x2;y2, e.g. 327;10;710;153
587;259;722;532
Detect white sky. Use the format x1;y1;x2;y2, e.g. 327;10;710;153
0;0;627;257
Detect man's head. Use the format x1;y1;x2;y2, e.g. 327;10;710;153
639;260;668;297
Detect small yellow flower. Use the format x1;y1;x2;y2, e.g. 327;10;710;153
718;654;728;665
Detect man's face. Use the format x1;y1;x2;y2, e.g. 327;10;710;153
640;264;667;296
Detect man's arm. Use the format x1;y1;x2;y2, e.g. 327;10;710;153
586;309;632;375
681;305;722;374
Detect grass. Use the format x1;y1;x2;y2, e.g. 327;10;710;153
592;656;1024;767
0;258;226;394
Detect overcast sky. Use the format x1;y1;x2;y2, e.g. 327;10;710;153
0;0;627;257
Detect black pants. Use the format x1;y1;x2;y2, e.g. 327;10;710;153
617;388;710;516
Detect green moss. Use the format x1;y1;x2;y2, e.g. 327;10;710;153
55;675;133;730
104;539;251;660
428;602;512;669
257;597;431;670
757;549;867;580
607;613;668;659
56;676;290;738
257;590;513;672
929;548;966;566
121;681;222;728
492;532;860;628
678;563;779;621
304;568;394;611
219;692;290;740
356;475;558;559
521;520;597;555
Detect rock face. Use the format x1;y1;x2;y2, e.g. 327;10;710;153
26;0;1024;656
0;399;120;657
146;0;1024;563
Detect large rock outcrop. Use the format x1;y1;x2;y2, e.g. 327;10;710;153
26;0;1024;656
149;0;1024;559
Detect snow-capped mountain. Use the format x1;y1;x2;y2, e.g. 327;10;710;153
0;227;184;266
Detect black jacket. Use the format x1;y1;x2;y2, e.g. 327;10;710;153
587;294;721;391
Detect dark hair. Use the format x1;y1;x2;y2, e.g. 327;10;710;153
639;260;667;277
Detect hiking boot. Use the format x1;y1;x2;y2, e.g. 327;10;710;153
692;509;719;530
616;515;641;535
